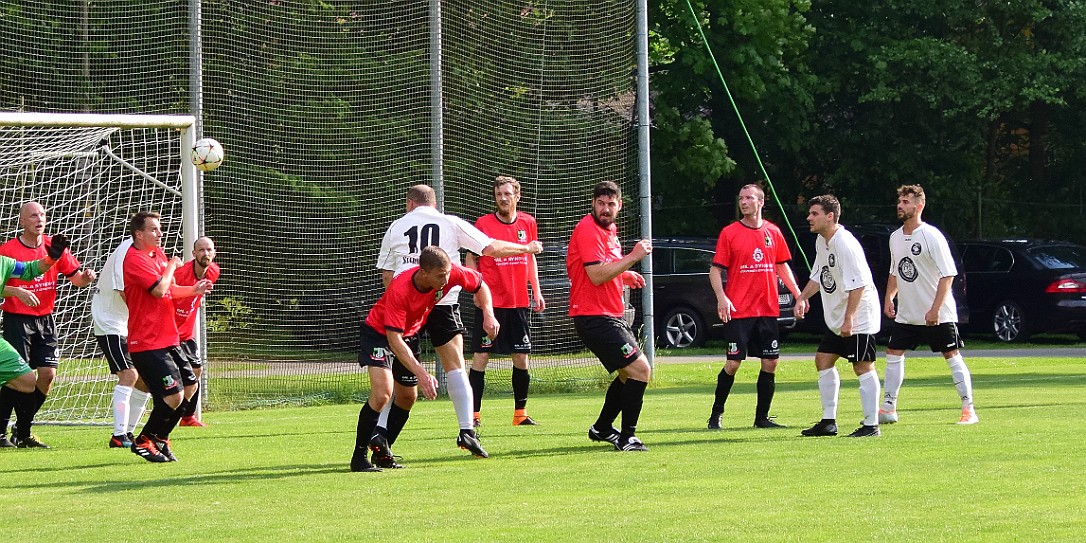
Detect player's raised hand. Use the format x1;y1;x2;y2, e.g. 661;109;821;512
169;256;184;269
193;278;214;295
45;233;70;259
525;240;543;254
419;373;439;400
630;239;652;260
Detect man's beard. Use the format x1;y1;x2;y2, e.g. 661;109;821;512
592;210;614;228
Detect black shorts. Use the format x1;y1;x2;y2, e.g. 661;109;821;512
723;317;780;361
472;307;532;354
887;322;965;353
423;304;467;347
179;338;203;368
96;335;134;374
130;346;197;398
573;316;642;373
357;325;420;387
817;332;878;363
2;313;59;369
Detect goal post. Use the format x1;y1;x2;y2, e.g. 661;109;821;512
0;111;201;425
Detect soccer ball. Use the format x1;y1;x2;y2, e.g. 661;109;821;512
192;138;224;172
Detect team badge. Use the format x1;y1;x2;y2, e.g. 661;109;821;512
764;232;772;247
517;230;527;242
752;248;765;263
162;375;176;388
911;242;922;256
771;340;778;349
898;257;919;282
435;288;445;300
621;343;635;357
727;342;739;355
370;348;386;362
819;265;837;293
481;336;492;347
828;254;836;267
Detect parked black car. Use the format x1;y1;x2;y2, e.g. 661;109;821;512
650;237;796;348
959;239;1086;342
789;223;969;335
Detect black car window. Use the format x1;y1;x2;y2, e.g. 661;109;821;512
653;248;673;275
673;248;714;274
962;245;996;272
1028;245;1086;270
989;247;1014;272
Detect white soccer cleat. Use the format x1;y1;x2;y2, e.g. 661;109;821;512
957;407;979;425
878;408;898;424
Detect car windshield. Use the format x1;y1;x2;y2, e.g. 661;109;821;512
1027;245;1086;270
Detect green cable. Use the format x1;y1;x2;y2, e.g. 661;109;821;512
681;0;812;272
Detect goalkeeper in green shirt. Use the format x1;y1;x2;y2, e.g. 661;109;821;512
0;233;69;448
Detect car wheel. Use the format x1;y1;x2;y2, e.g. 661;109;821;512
992;300;1029;343
661;306;707;348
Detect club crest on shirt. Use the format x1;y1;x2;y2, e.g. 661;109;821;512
517;230;527;242
752;248;765;263
898;257;919;282
819;265;837;293
435;288;445;300
764;232;772;247
911;242;922;256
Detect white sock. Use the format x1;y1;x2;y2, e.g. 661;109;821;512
858;370;881;426
446;368;474;430
127;389;150;433
376;396;393;430
112;385;133;436
817;367;840;420
883;354;905;410
946;354;974;408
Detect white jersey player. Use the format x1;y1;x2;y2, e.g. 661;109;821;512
881;184;977;425
794;195;883;438
91;237;150;448
367;184;542;464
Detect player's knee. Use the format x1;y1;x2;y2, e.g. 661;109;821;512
9;372;36;393
623;357;652;381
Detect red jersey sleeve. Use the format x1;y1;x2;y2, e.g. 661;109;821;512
381;285;410;333
124;248;165;292
712;227;731;268
450;264;483;293
769;224;792;263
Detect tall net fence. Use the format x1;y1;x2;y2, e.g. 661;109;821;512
0;0;640;417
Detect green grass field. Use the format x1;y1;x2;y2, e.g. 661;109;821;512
3;355;1083;542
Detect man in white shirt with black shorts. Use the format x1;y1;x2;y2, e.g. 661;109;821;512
794;195;883;438
881;184;978;425
373;184;542;460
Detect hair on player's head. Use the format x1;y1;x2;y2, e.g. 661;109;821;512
592;181;621;200
494;175;521;194
129;211;161;236
809;194;841;223
407;184;436;206
897;184;926;205
418;245;450;271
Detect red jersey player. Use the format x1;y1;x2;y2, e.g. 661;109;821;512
566;181;652;452
353;246;500;472
707;184;802;430
172;236;221;427
464;175;545;427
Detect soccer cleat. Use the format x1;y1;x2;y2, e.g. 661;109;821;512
845;424;881;438
588;425;621;445
368;434;401;468
513;415;538;426
878;408;898;424
130;435;170;463
109;434;134;448
957;407;979;425
457;431;489;458
179;416;208;427
801;419;839;437
350;449;382;472
0;434;14;448
753;417;787;429
615;435;648;452
153;436;178;462
372;453;405;469
707;414;723;430
13;434;50;449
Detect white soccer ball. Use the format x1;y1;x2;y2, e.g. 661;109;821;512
192;138;224;172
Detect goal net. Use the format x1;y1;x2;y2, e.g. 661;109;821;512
0;112;198;424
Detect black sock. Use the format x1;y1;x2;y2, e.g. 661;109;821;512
161;399;185;438
141;395;175;438
385;402;411;447
0;386;16;434
619;379;648;437
468;369;486;413
594;377;624;431
355;402;380;450
12;390;37;439
713;368;736;415
755;371;776;421
512;367;530;410
183;385;200;417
